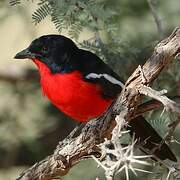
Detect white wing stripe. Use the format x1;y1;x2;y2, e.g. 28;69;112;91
86;73;124;88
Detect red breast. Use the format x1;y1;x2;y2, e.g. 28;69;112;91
33;59;113;122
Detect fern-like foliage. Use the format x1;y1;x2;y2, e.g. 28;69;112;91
9;0;21;6
51;11;64;33
68;22;83;40
37;0;49;6
16;0;118;41
9;0;119;42
32;3;52;24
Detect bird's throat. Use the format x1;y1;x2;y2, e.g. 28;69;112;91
32;58;51;76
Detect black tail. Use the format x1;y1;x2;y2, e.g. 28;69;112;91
128;116;177;162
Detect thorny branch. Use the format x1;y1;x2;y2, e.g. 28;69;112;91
17;28;180;180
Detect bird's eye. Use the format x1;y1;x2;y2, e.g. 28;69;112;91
42;47;48;53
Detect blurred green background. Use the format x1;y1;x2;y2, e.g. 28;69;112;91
0;0;179;179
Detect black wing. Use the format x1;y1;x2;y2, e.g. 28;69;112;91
73;49;124;99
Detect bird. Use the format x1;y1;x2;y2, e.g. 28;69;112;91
14;35;177;162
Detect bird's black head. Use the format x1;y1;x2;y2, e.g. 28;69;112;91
14;35;78;73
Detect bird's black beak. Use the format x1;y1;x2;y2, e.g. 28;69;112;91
14;48;35;59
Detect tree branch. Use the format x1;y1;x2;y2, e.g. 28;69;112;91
134;96;180;119
17;28;180;180
139;86;180;113
147;0;164;38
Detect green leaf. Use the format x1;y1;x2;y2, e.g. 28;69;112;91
9;0;21;6
32;3;51;24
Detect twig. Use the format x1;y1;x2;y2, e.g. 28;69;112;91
147;0;164;38
134;96;180;118
139;85;180;114
166;119;180;144
166;169;172;180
